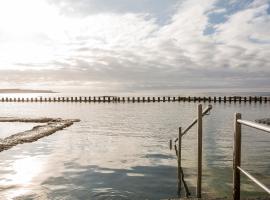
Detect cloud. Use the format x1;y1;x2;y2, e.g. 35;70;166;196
0;0;269;92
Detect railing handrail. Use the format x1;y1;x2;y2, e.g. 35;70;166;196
172;104;212;198
174;105;212;142
233;113;270;200
237;166;270;194
237;119;270;133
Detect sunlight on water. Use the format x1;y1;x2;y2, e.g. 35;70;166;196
0;99;269;199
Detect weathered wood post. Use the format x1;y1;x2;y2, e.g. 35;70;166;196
137;97;140;102
132;97;135;103
183;97;186;102
264;97;267;103
224;96;226;103
244;97;247;103
233;113;241;200
158;97;160;102
147;97;150;102
127;97;130;102
218;97;221;103
197;104;202;198
259;96;262;103
153;97;155;102
178;96;181;102
163;96;165;102
208;97;211;102
142;97;145;102
178;127;182;196
188;96;191;102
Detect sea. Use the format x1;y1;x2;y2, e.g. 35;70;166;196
0;91;269;199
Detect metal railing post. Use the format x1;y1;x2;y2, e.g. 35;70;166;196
178;127;182;196
197;104;202;198
233;113;242;200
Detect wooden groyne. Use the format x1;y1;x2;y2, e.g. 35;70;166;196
0;96;269;103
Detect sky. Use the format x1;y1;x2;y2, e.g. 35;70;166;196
0;0;269;94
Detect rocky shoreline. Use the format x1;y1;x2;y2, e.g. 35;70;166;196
0;117;80;152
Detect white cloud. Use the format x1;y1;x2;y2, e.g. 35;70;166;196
0;0;269;92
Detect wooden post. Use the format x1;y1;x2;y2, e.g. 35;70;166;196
163;96;165;102
224;96;226;103
178;127;182;196
158;97;160;102
153;97;155;102
233;113;241;200
197;104;202;198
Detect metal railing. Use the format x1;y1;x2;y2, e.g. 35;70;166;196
170;104;212;198
233;113;270;200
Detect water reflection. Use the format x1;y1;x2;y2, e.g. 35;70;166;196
0;102;269;199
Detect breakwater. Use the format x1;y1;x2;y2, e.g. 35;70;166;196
0;96;269;103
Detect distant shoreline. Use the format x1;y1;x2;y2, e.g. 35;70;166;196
0;89;57;93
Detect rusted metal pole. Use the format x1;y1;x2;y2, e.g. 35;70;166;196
178;127;182;196
197;104;202;198
233;113;241;200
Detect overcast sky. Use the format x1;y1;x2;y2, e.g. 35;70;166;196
0;0;269;93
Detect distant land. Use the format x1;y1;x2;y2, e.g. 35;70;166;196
0;89;57;93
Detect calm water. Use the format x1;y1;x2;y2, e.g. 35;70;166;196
0;100;269;199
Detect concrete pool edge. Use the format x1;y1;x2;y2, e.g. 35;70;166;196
0;117;80;152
